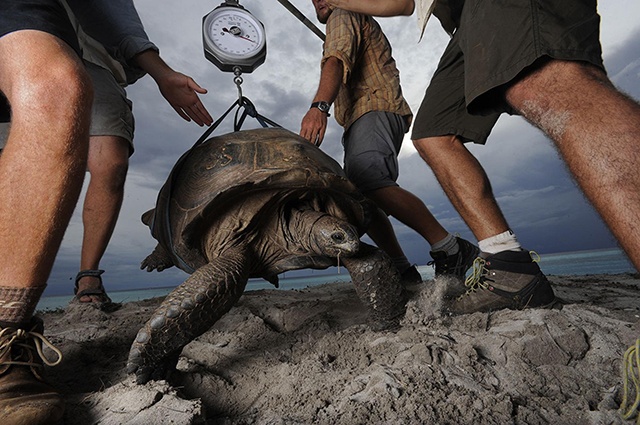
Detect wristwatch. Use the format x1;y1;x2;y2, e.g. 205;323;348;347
311;101;331;116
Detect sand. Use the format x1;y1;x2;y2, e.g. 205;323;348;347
38;273;640;424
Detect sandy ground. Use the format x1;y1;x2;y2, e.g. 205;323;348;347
38;273;640;424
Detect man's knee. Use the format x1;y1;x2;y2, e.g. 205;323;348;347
41;61;93;118
11;59;92;127
413;135;460;165
505;59;610;112
88;155;129;190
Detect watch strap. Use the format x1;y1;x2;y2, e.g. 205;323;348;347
310;101;331;116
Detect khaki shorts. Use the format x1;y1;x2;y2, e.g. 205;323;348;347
342;111;406;193
412;0;604;144
85;61;135;154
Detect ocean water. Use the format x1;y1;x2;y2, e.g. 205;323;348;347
36;247;635;312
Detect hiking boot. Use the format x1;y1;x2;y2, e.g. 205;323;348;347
448;250;557;315
400;265;423;289
429;237;480;279
0;317;64;425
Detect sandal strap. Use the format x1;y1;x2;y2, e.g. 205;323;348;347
72;270;114;307
76;269;104;282
75;269;105;291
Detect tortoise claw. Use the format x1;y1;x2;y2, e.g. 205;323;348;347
141;244;175;272
127;342;179;384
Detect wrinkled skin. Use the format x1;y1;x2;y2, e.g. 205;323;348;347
128;128;406;384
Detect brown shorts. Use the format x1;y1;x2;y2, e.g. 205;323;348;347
412;0;605;144
0;0;79;122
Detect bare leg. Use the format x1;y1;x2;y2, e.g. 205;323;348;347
77;135;129;302
506;60;640;271
0;31;92;289
368;185;448;245
365;205;406;259
413;135;510;241
0;25;90;425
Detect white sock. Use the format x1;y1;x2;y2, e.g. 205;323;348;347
478;230;522;254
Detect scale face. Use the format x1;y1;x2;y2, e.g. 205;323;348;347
203;2;267;73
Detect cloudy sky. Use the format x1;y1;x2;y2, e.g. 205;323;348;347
46;0;640;296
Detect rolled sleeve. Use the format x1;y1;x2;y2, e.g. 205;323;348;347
322;10;361;85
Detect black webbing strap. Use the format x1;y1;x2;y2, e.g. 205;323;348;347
148;97;282;273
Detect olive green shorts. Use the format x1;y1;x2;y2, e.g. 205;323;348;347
412;0;605;144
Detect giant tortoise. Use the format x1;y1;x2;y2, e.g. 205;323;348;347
127;128;406;384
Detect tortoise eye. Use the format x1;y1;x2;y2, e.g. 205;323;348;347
331;233;345;242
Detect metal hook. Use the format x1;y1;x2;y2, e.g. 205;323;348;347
233;66;243;103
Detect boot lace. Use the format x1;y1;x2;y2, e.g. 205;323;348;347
458;257;490;299
457;251;542;300
620;338;640;423
0;325;63;379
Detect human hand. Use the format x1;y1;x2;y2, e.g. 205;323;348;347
300;108;328;147
156;72;213;127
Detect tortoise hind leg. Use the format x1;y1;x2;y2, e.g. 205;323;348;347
342;243;406;331
141;243;175;272
127;252;250;384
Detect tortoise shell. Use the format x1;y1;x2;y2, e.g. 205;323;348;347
148;128;372;273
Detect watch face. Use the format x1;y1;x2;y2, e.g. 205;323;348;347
203;6;266;62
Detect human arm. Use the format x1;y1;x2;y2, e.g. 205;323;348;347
326;0;414;16
299;56;343;146
133;49;213;127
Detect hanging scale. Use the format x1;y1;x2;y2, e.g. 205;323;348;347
202;0;267;74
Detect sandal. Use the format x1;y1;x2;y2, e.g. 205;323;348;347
72;269;114;310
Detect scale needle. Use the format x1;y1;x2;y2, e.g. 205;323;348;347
222;27;256;43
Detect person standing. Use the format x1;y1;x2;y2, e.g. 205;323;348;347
300;0;478;286
327;0;640;314
63;0;214;307
0;1;92;422
0;0;214;308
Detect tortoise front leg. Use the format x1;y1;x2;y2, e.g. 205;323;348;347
342;243;406;331
128;250;249;384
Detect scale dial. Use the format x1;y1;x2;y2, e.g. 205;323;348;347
203;4;267;73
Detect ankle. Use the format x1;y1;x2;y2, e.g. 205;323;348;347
76;275;101;286
0;285;45;324
431;233;458;256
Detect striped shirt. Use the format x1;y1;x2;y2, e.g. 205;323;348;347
322;9;412;130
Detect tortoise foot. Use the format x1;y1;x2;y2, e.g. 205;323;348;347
126;306;182;383
127;331;180;384
128;259;248;384
140;244;175;272
343;244;406;331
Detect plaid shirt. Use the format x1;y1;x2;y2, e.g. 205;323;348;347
323;9;412;130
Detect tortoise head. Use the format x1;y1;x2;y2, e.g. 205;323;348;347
289;209;360;258
314;216;360;257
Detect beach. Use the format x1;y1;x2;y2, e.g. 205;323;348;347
38;272;640;424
